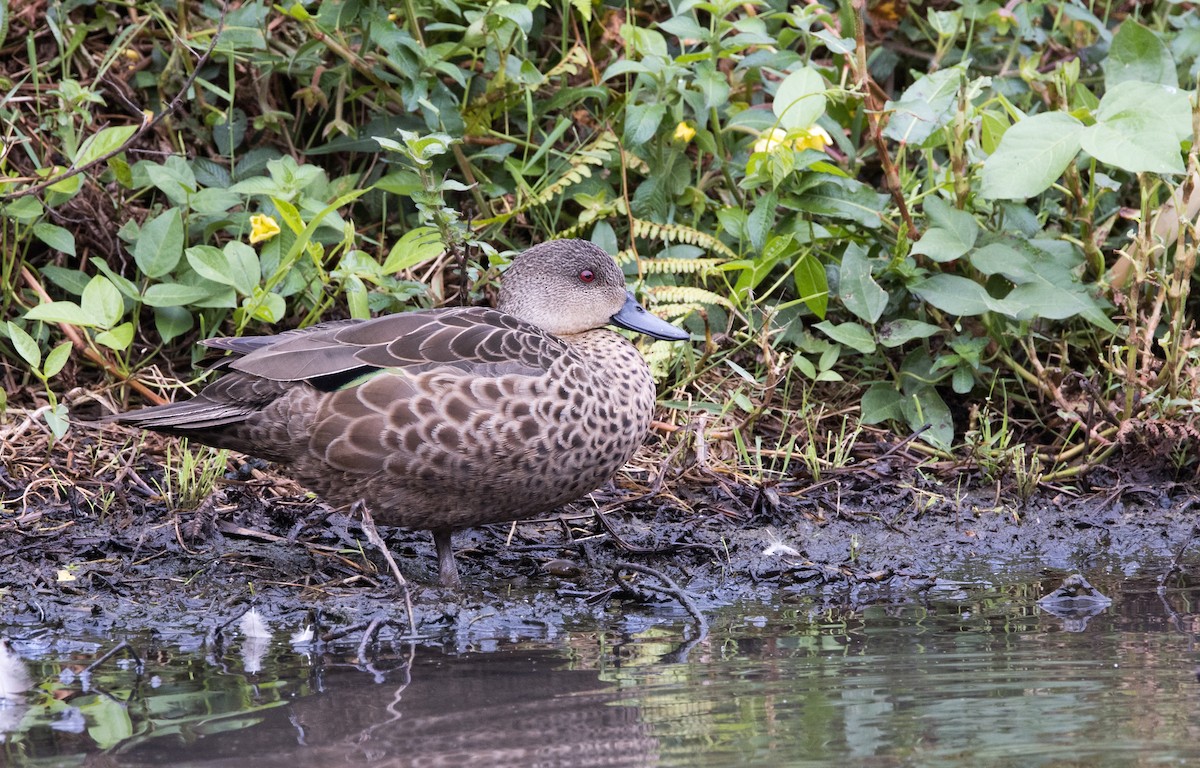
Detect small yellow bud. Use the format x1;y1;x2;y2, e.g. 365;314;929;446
673;121;696;143
249;214;281;244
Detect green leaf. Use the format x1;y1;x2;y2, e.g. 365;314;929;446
838;245;888;324
878;319;942;348
80;275;125;329
134;208;184;278
44;403;70;440
773;66;826;131
1080;82;1189;174
624;102;667;146
94;322;135;351
24;301;92;327
243;290;286;323
224;241;262;296
143;282;220;307
979;112;1084;200
74;125;138;166
42;341;73;379
902;386;954;449
794;252;828;318
813;320;876;355
882;66;964;145
6;321;41;369
860;383;904;424
40;266;90;296
154;306;194;344
382;227;444;272
912;197;978;262
90;258;141;300
746;191;777;258
1103;21;1176;88
791;180;888;228
33;223;77;256
186;245;233;285
909;273;1016;317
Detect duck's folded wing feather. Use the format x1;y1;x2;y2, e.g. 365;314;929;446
223;308;564;384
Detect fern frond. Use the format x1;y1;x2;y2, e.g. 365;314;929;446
650;303;705;319
641;257;725;276
630;218;738;259
475;131;618;228
641;339;677;382
647;285;733;308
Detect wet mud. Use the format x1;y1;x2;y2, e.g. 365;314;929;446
2;428;1198;645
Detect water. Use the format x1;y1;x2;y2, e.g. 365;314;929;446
4;566;1200;767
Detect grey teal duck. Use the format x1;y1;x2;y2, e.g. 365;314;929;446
114;240;689;586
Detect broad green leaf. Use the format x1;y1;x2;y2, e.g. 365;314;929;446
224;241;262;296
44;403;70;440
1102;21;1176;88
94;322;135;351
912;197;978;263
902;386;954;449
6;321;41;368
133;208;184;278
243;290;286;323
860;383;904;424
882;66;965;145
1080;82;1189;174
746;191;777;255
90;258;141;300
40;266;90;296
878;319;942;348
186;245;233;285
382;227;444;272
42;341;73;379
24;301;92;327
838;245;888;324
813;320;876;355
142;282;220;307
144;157;197;204
74;125;138;166
791;180;888;228
625;102;667;146
773;67;826;131
80;275;125;329
794;252;828;318
979;112;1084;200
909;274;1016;317
2;196;45;222
154;306;194;344
33;223;77;256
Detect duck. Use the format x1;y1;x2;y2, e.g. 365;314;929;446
113;239;689;586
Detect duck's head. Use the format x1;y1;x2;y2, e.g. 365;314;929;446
498;240;689;341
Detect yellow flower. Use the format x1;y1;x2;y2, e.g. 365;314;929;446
753;125;833;154
249;214;281;244
793;125;833;151
673;121;696;143
753;128;789;154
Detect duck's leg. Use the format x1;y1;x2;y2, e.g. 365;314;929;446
432;528;460;587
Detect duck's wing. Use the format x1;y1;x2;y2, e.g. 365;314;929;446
217;307;565;389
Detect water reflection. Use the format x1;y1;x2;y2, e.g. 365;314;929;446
4;569;1200;767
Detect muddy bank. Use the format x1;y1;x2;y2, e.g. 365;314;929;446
2;424;1198;644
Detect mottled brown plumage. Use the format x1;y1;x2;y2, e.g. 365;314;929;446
114;240;688;586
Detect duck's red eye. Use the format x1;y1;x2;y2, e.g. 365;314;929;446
579;269;595;283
